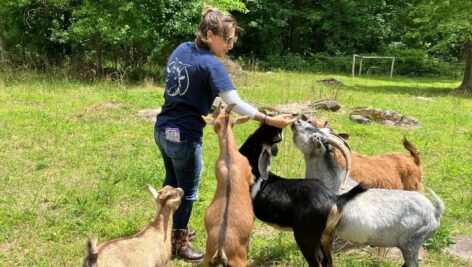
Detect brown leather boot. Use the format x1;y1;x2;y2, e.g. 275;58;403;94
188;228;196;241
171;229;204;262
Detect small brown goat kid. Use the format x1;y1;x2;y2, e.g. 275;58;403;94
306;116;423;192
202;104;254;267
83;185;184;267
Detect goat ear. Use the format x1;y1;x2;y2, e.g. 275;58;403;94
202;115;215;125
235;115;251;125
273;131;283;143
258;145;271;180
271;143;279;157
147;184;159;200
338;133;349;140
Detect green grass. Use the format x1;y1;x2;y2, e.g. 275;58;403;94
0;71;471;266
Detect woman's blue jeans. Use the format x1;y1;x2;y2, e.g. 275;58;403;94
154;129;203;230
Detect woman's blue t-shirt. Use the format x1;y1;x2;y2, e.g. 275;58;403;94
155;42;235;142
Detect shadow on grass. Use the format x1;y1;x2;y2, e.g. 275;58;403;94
249;239;302;266
347;84;472;99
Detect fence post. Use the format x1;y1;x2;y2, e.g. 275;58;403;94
390;57;395;78
352;54;356;77
359;57;363;76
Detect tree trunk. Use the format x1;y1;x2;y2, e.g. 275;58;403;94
22;39;26;65
459;41;472;91
289;0;302;53
95;40;103;77
0;30;5;63
63;10;72;58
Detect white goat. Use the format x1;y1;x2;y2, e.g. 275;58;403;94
83;185;184;267
291;119;444;267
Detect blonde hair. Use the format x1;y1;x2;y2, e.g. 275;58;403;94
195;6;237;48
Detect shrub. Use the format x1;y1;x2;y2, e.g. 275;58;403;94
393;49;451;76
261;53;309;71
238;50;458;77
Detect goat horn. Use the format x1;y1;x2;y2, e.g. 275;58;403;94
212;102;222;118
331;132;351;151
226;103;236;114
327;134;351;190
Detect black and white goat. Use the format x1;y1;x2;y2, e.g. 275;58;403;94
240;123;367;267
291;119;444;267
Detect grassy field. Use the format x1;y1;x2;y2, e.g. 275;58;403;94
0;70;471;266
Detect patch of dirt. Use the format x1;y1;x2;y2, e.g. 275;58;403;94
445;234;472;262
317;77;345;86
274;100;342;116
220;57;247;78
84;100;123;113
350;107;420;128
137;108;161;122
275;101;316;116
415;96;434;102
71;100;125;119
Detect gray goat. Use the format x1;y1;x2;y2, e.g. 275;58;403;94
291;119;444;267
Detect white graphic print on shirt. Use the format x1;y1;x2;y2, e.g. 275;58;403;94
166;57;191;96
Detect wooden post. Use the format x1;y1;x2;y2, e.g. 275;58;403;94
352;54;356;77
390;57;395;78
359;57;363;76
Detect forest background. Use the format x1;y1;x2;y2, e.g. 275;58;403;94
0;0;471;89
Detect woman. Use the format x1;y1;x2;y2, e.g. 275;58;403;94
154;7;295;261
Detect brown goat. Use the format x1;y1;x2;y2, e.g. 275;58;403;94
202;104;254;267
83;185;184;267
305;116;423;192
334;138;423;191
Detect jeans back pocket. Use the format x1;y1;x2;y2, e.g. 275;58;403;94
159;131;187;159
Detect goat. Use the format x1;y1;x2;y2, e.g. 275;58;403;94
202;104;254;267
240;122;367;267
291;119;444;267
83;185;184;267
303;115;423;191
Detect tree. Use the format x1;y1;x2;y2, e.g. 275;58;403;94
0;0;247;78
412;0;472;90
234;0;397;58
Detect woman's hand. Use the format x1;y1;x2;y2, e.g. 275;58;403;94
265;114;296;129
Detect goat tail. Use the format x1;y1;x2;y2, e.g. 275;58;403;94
403;137;421;166
324;184;367;256
336;182;368;210
83;236;98;267
210;247;228;267
425;188;445;220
